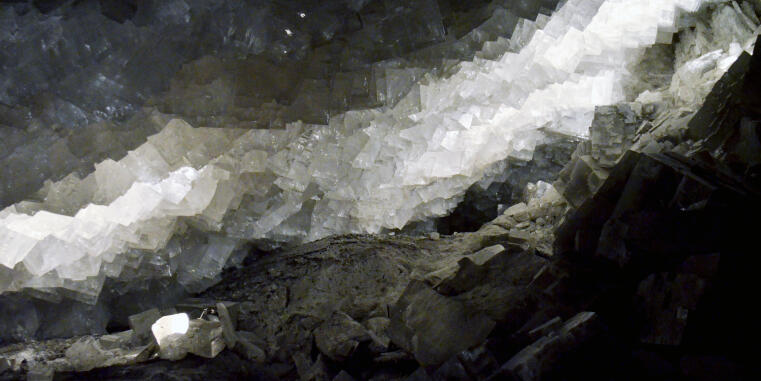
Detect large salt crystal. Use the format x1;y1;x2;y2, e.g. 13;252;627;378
1;0;754;303
151;313;225;360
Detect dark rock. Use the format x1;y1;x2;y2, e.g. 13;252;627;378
491;312;601;381
0;296;39;343
332;370;357;381
99;0;138;23
388;280;495;366
556;148;761;267
526;317;562;342
677;254;720;279
680;355;741;381
431;356;472;381
589;103;648;168
630;350;679;379
448;250;545;325
635;272;707;346
127;308;161;343
216;302;238;348
293;352;330;381
233;332;267;363
406;367;433;381
553;143;610;209
456;343;500;379
686;46;752;149
26;367;53;381
435;257;490;296
364;317;391;353
553;149;641;256
374;350;415;363
314;311;370;361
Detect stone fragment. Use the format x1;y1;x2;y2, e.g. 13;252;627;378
589;103;644;167
128;308;161;343
25;367;53;381
527;317;563;341
425;244;506;287
435;257;489;296
504;203;529;220
293;352;330;381
553;151;610;209
186;319;226;359
432;356;472;381
65;337;112;372
314;311;370;361
457;343;500;379
332;370;357;381
406;367;433;381
364;317;391;353
553;150;641;256
493;312;600;381
374;350;414;363
233;331;267;363
389;280;495;366
470;245;505;265
636;273;707;346
216;302;238;348
151;313;225;361
98;330;135;350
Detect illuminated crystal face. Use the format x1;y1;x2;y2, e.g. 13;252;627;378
152;313;191;348
0;0;756;303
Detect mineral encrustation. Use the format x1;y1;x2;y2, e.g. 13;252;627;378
1;5;761;376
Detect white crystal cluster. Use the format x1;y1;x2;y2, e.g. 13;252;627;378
1;0;757;301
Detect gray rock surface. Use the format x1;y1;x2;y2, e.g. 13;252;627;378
492;312;600;381
127;308;160;343
314;311;370;361
388;280;495;366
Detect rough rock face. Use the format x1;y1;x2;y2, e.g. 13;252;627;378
4;30;759;381
388;280;496;366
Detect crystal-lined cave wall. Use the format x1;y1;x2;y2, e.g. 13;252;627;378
0;0;563;341
0;0;561;208
1;0;760;342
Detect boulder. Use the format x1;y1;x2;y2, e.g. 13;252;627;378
493;312;601;381
388;281;495;366
128;308;161;343
152;314;225;361
314;311;370;361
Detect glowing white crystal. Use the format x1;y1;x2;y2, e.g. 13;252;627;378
151;313;190;348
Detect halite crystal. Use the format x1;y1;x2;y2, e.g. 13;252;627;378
1;0;757;303
151;313;225;361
